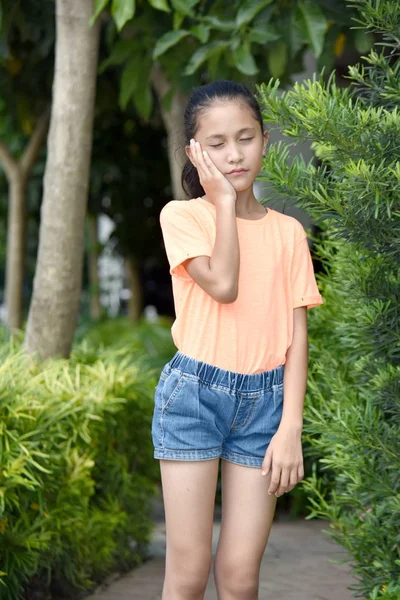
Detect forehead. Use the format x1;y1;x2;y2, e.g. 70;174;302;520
196;100;259;137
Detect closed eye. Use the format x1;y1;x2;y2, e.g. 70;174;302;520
209;138;254;148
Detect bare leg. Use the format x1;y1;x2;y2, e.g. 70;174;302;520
213;460;277;600
160;458;220;600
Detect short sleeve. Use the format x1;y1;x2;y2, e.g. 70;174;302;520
291;229;323;309
160;201;213;278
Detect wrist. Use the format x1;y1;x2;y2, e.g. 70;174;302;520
279;418;303;433
214;195;237;206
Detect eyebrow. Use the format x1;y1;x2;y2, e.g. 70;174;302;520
205;127;256;141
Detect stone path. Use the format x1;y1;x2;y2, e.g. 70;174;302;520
88;510;358;600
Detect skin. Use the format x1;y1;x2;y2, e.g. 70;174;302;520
185;100;306;496
160;99;308;600
186;100;269;216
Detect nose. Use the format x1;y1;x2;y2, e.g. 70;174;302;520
227;141;243;164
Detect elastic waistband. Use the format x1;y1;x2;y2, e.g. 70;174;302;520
168;351;284;393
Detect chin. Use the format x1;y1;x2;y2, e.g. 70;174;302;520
232;180;253;193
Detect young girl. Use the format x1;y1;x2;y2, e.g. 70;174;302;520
151;80;323;600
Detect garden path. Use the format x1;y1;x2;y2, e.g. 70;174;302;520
88;495;358;600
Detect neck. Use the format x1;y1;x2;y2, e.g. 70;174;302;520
235;186;263;215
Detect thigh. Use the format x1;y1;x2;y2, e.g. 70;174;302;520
216;459;277;566
160;458;220;557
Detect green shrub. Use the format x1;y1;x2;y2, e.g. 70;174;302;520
74;316;175;372
258;0;400;596
0;341;159;600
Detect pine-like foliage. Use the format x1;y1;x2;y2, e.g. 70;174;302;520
258;1;400;598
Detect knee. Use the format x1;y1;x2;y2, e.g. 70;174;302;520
214;555;259;598
165;546;212;597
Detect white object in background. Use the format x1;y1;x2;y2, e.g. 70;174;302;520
144;305;159;323
97;213;124;317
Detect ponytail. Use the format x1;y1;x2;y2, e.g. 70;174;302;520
181;158;205;198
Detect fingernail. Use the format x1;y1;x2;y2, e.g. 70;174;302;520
261;470;266;476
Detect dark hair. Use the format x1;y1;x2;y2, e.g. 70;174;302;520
181;80;264;198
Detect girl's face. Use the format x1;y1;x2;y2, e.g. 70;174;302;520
186;100;268;193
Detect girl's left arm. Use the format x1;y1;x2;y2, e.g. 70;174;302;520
261;306;308;496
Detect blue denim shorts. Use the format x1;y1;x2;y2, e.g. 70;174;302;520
151;351;284;468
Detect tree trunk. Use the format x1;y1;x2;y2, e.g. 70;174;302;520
0;108;49;331
125;255;142;322
87;213;102;321
5;174;26;331
24;0;100;359
151;64;187;200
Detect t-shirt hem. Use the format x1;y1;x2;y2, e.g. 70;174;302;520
294;295;324;309
169;249;212;276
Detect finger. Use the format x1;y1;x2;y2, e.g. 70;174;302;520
189;139;203;175
261;451;272;477
297;463;304;481
275;467;290;496
193;140;211;179
285;468;300;493
268;466;281;495
202;149;223;175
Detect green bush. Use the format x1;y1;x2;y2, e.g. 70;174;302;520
74;316;175;372
0;341;160;600
258;0;400;596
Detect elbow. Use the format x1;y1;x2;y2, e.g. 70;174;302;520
213;282;238;304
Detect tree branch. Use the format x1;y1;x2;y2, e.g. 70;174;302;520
151;62;172;99
0;140;18;180
20;106;51;176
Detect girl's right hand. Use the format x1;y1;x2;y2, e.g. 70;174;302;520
190;139;237;204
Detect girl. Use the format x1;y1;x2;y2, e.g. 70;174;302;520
151;80;323;600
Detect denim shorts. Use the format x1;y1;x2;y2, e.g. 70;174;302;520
151;351;284;468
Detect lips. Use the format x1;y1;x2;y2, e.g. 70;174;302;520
227;169;248;175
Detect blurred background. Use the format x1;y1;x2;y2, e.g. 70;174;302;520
1;1;398;599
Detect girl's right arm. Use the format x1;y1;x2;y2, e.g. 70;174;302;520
183;140;239;304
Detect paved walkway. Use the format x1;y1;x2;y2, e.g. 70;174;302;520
88;503;358;600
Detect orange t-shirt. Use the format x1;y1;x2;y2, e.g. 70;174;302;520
160;197;323;374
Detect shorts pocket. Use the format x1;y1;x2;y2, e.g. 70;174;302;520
161;369;185;414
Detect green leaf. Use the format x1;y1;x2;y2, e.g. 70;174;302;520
111;0;136;31
173;11;185;29
296;0;327;58
119;58;139;109
202;15;236;32
171;0;199;16
236;0;274;28
89;0;110;27
184;41;228;76
153;30;189;59
267;42;288;78
147;0;171;12
99;39;136;72
354;30;374;54
233;43;258;76
120;56;153;117
190;23;210;43
248;23;280;45
134;84;153;120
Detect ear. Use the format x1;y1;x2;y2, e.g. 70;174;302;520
262;130;269;154
185;145;195;166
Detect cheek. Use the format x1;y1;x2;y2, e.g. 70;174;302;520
248;143;264;169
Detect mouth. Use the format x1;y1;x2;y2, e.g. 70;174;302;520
227;169;248;175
